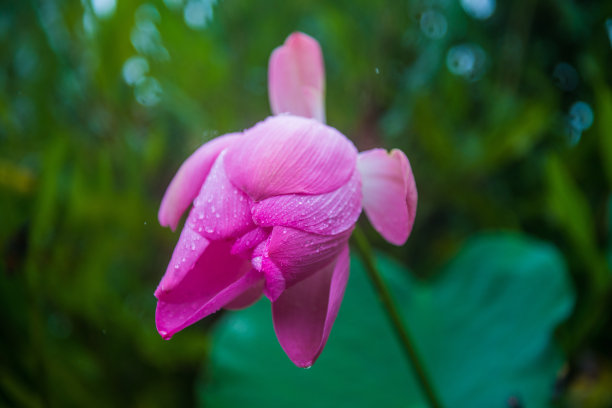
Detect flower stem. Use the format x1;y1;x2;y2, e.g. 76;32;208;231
351;226;442;408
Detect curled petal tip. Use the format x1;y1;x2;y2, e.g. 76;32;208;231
358;148;417;246
268;32;325;122
158;330;173;340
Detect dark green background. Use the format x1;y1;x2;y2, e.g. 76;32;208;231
1;0;611;406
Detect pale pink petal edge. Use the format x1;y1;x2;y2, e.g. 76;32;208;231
357;148;417;246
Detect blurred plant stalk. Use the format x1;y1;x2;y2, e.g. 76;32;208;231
352;226;442;408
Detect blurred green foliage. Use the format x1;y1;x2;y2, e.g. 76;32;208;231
0;0;611;406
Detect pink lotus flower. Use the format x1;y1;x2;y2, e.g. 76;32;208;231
155;32;417;368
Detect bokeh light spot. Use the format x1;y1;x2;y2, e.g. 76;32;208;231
122;56;150;86
446;43;487;81
91;0;116;19
569;101;594;131
135;76;163;106
184;0;216;30
461;0;496;20
420;10;448;39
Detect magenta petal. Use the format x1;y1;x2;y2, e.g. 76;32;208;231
231;227;271;257
224;279;265;310
357;148;418;246
251;169;362;235
224;115;357;201
158;133;241;230
268;32;325;122
155;239;261;339
186;151;254;240
155;226;209;295
272;244;349;368
261;226;353;301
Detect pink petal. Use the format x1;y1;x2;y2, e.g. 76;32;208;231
186;151;255;241
251;169;362;235
272;244;349;368
155;226;209;295
158;133;241;230
155;238;262;339
224;115;357;201
230;227;271;257
268;32;325;122
357;148;418;246
261;226;353;301
224;279;265;310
